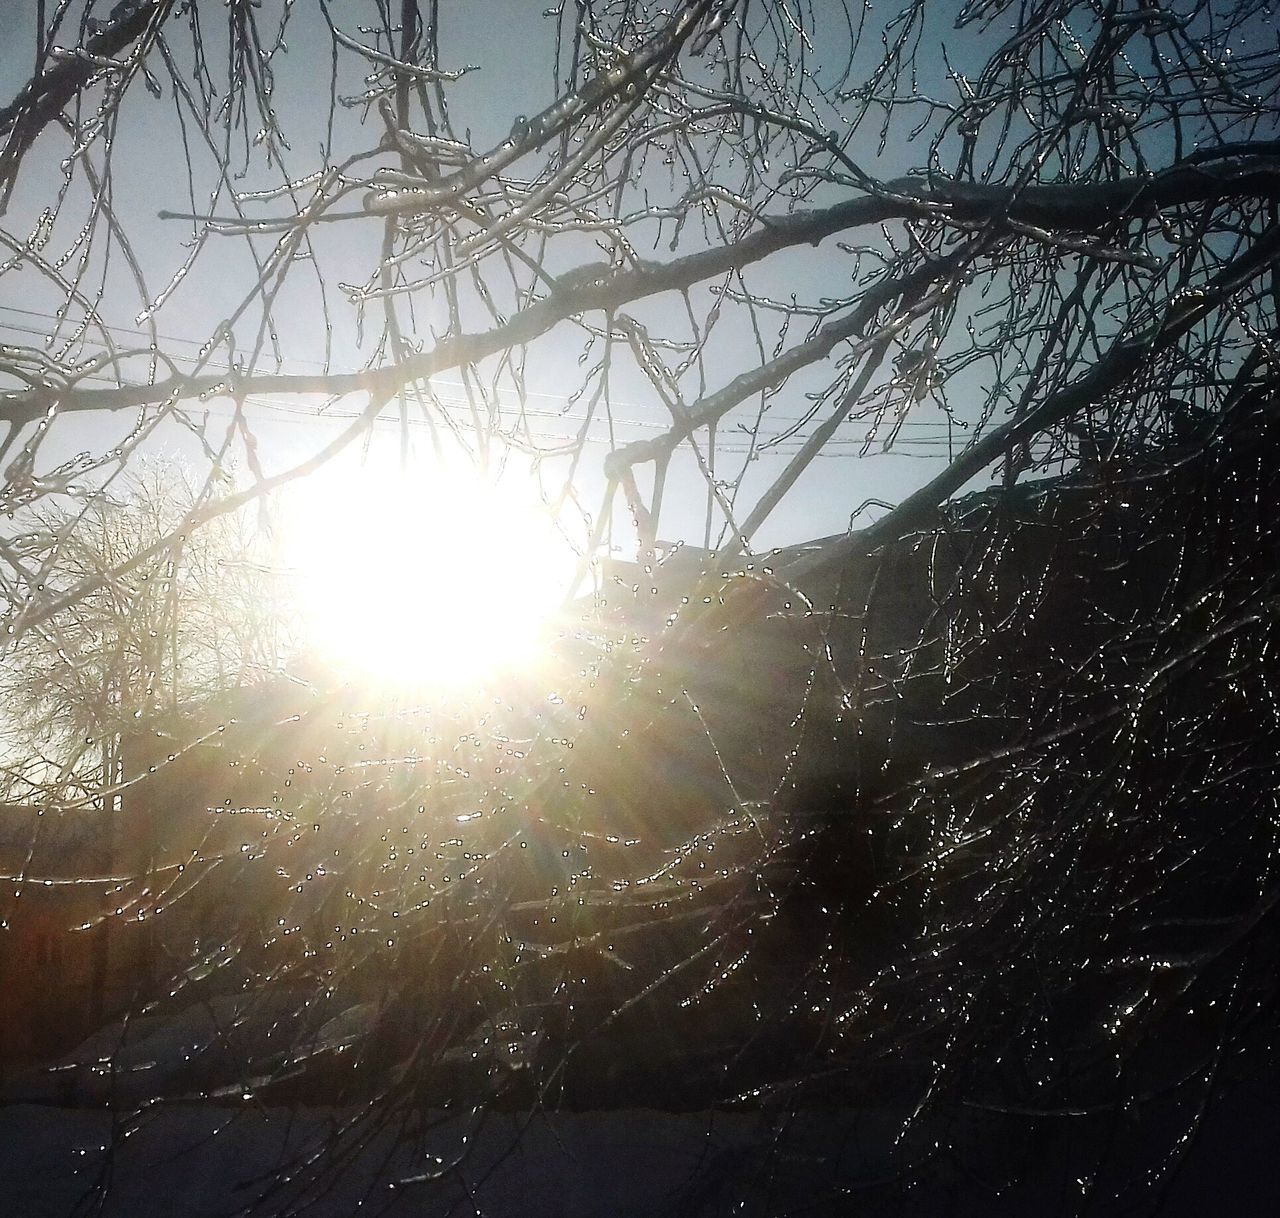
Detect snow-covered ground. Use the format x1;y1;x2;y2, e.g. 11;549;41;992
3;996;1278;1215
3;1081;1278;1217
0;1103;892;1217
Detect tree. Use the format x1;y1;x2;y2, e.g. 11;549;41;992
1;2;1278;1213
0;468;286;802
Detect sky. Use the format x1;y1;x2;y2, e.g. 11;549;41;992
12;0;1264;574
0;0;979;570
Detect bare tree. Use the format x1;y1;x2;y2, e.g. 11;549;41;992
1;2;1278;1214
0;467;286;802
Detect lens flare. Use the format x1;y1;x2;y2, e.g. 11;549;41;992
283;455;576;690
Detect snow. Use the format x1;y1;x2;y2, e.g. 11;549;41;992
3;989;363;1108
3;1080;1277;1216
0;1104;861;1217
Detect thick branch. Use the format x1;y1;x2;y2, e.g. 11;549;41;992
0;194;918;423
6;156;1278;426
603;251;967;479
896;161;1280;230
0;1;171;199
781;221;1280;584
168;151;1280;237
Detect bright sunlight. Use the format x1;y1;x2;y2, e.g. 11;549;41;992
282;453;577;690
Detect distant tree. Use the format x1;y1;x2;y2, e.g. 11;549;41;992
0;468;285;802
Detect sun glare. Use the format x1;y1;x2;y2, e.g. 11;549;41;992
283;455;577;690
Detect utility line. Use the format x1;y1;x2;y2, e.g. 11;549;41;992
0;305;960;456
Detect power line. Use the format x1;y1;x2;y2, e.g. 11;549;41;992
0;305;962;457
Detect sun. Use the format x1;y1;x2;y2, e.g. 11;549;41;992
281;453;577;691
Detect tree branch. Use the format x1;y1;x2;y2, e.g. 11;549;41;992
0;1;172;202
780;220;1280;584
